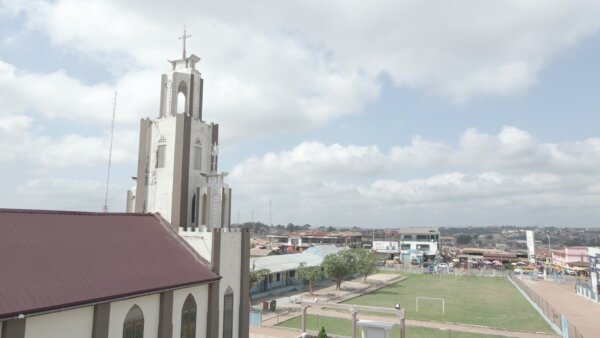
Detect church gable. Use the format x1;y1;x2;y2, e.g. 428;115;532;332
0;209;220;320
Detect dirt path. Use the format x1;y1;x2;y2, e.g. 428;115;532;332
522;278;600;338
249;326;300;338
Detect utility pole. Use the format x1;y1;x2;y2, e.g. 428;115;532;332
103;92;117;212
372;226;375;245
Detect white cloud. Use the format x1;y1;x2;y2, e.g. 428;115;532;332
3;0;599;145
0;114;136;168
15;177;108;211
229;127;600;226
0;59;114;124
2;1;600;223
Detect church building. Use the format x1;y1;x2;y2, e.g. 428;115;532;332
0;34;249;338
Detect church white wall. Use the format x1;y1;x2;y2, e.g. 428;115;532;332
25;306;93;338
186;122;213;227
179;229;244;338
108;293;160;338
218;231;242;338
172;284;209;338
180;229;213;262
146;117;177;223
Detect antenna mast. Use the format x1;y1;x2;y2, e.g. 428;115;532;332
103;92;117;212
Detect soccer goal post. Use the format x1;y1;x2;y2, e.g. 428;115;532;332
416;296;445;315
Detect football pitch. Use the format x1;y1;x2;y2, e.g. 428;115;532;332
342;273;552;332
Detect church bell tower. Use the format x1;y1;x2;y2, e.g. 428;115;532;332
127;29;232;230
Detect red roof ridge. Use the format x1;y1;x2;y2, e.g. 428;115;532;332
0;208;150;217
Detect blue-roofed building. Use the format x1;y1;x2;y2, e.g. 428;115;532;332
249;245;346;297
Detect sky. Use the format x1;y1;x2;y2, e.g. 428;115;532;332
1;0;600;228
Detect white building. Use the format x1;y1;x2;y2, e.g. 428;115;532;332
398;228;440;263
126;43;231;231
372;228;440;264
125;40;249;338
0;37;249;338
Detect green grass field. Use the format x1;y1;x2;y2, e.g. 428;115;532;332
342;274;552;332
278;315;503;338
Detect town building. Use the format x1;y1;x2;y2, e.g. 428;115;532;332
440;236;457;248
551;247;589;269
249;247;279;258
249;245;343;297
588;247;600;295
397;228;440;263
576;247;600;303
370;228;440;264
267;231;362;252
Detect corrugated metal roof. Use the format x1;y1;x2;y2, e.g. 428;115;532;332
397;227;439;235
250;246;344;273
0;209;220;319
303;245;346;257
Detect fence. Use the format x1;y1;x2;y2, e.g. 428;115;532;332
508;274;584;338
379;265;508;278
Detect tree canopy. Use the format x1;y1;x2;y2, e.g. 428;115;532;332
351;248;380;282
297;262;323;295
249;268;270;288
322;250;356;290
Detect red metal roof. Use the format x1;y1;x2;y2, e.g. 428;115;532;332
0;209;220;319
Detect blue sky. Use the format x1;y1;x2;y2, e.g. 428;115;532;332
1;0;600;227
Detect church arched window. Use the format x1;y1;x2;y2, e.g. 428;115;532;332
223;287;234;338
181;294;197;338
177;81;187;114
194;145;202;171
201;193;207;225
191;194;196;224
123;305;144;338
156;136;167;169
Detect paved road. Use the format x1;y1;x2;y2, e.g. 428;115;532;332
522;278;600;338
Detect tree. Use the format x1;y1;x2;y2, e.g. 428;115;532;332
456;234;472;245
248;266;270;304
297;262;323;296
322;250;356;290
317;326;327;338
249;267;270;290
352;249;379;282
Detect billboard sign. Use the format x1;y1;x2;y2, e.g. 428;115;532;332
526;230;535;263
373;241;399;253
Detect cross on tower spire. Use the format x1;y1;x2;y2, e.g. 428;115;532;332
178;25;192;59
